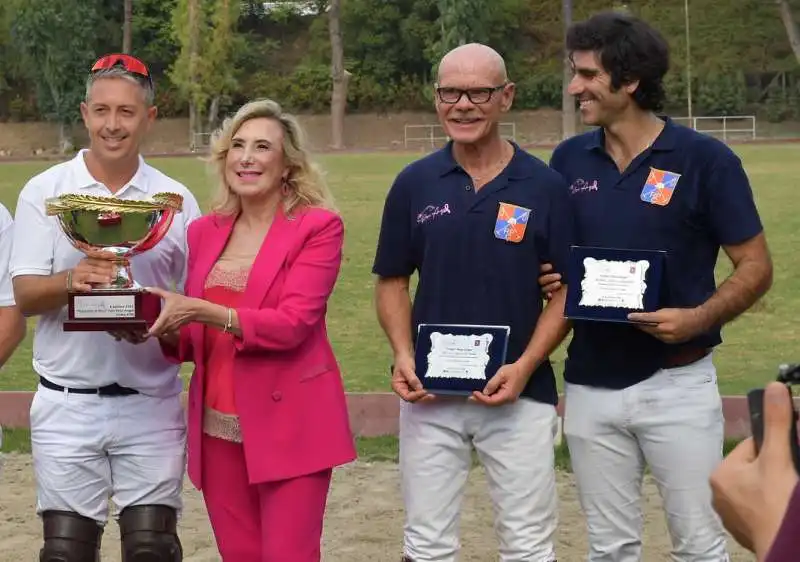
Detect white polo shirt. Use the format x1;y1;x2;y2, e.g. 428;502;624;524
0;204;15;307
9;150;203;397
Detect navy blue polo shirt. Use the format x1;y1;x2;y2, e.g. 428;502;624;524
549;117;764;389
372;141;575;405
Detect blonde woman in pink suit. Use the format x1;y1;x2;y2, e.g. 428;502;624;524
144;98;357;561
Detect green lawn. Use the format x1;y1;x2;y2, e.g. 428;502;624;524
0;144;796;396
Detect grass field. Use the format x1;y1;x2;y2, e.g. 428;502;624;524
0;144;796;396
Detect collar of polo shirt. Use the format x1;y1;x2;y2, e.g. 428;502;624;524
72;148;150;193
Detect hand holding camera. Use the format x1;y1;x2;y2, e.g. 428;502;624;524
747;364;800;474
709;369;800;559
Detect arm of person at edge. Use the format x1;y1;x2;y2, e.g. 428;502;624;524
0;211;25;366
710;381;800;561
144;213;345;353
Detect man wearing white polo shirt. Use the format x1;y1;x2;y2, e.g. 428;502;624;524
0;202;27;455
9;54;201;561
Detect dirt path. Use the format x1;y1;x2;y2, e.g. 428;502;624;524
0;454;753;561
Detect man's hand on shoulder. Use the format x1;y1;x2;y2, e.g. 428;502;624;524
538;263;563;300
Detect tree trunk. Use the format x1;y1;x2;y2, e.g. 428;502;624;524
122;0;132;53
188;0;200;147
189;102;197;150
329;0;346;150
561;0;576;139
777;0;800;65
58;122;73;155
208;96;220;131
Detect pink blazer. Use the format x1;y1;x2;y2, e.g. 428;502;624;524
166;205;357;488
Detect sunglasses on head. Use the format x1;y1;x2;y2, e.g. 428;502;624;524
91;53;152;88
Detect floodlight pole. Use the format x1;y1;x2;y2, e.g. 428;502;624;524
684;0;693;126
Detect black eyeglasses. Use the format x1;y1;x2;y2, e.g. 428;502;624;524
435;85;507;104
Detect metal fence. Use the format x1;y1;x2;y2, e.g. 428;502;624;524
671;115;757;142
403;122;517;149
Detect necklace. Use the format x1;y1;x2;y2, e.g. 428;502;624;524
463;143;513;183
610;130;661;171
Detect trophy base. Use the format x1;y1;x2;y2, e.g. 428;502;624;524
65;289;161;332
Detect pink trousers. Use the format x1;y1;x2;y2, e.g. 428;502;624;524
200;433;333;562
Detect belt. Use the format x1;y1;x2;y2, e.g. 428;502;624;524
663;347;711;369
39;376;139;396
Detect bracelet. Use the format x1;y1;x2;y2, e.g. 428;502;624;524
66;270;73;291
223;308;233;333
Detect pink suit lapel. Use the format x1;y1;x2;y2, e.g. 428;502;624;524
240;205;297;308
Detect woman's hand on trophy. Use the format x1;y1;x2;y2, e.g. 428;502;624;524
68;256;116;291
144;286;199;338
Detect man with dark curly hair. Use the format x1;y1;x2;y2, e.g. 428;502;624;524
538;10;773;561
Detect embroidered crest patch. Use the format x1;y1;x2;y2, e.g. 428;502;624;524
640;168;681;206
494;202;531;243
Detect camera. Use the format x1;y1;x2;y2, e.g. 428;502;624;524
747;363;800;474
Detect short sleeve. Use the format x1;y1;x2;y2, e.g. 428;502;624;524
705;148;763;246
9;183;57;278
0;205;16;306
371;173;416;278
539;174;576;285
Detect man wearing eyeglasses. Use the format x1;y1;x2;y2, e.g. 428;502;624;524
372;43;573;562
9;53;202;562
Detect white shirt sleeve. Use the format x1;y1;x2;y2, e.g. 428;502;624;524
9;183;58;279
0;204;16;307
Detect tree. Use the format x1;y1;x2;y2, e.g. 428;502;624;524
429;0;491;68
201;0;240;129
562;0;576;139
11;0;102;152
329;0;348;149
123;0;133;53
777;0;800;65
170;0;200;146
170;0;239;147
0;0;29;101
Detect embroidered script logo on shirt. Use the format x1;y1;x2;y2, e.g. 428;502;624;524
569;178;599;195
416;203;451;224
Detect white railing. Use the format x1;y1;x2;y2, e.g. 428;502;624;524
672;115;756;142
403;122;517;149
190;132;212;152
